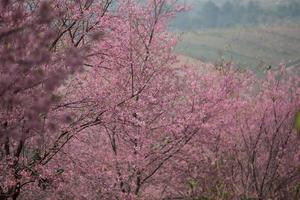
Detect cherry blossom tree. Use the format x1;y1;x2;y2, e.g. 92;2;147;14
1;0;299;200
1;0;187;199
158;67;300;200
0;0;111;199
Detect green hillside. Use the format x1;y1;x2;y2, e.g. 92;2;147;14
176;21;300;70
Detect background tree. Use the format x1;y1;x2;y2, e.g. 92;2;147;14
200;1;220;28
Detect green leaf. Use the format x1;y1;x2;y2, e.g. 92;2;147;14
295;110;300;134
187;178;197;189
196;196;209;200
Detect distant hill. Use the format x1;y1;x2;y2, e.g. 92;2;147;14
172;0;300;30
182;0;291;7
175;21;300;70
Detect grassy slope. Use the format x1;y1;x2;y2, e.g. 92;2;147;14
175;21;300;70
183;0;289;7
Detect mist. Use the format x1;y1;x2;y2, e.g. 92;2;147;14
171;0;300;72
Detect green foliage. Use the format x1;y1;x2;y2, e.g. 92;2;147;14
295;110;300;135
294;183;300;200
187;178;198;190
196;196;209;200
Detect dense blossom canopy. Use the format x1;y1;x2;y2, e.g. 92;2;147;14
0;0;299;200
